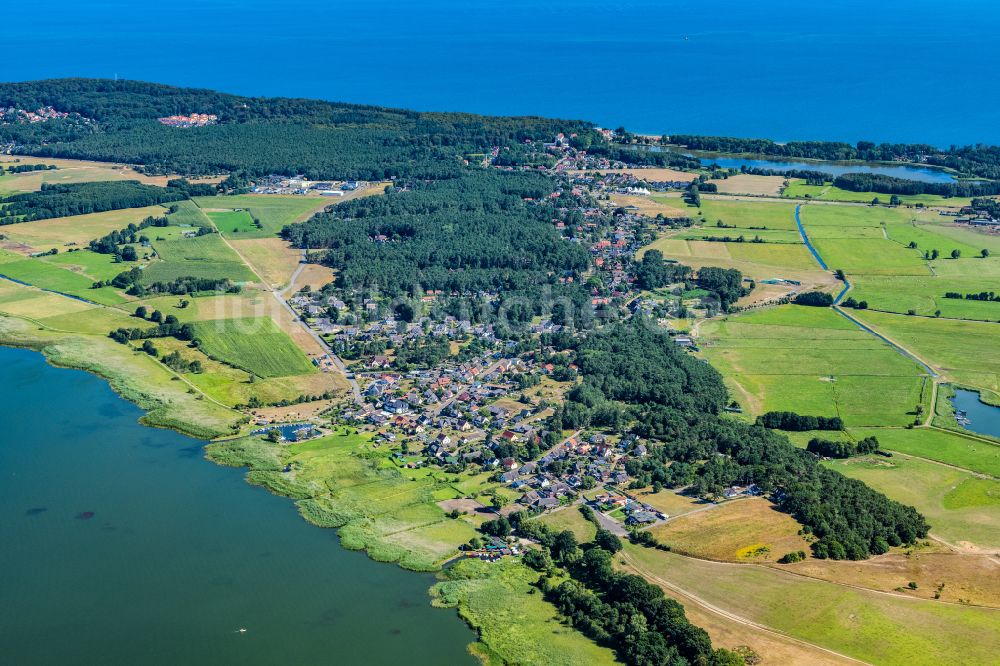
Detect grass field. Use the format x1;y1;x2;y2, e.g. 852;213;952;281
620;545;1000;666
194;195;328;239
206;209;256;234
0;251;127;305
166;200;212;228
785;549;1000;607
850;427;1000;477
537;506;597;542
228;238;300;288
146;233;256;283
191;316;315;378
650;498;812;563
852;310;1000;397
433;559;618;666
0;205;169;251
831;455;1000;550
698;198;799;230
706;174;785;196
700;305;929;425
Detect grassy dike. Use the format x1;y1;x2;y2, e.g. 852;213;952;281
0;313;236;439
206;429;615;664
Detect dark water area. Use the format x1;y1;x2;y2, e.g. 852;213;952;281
951;388;1000;440
3;0;1000;145
701;156;956;183
0;347;475;666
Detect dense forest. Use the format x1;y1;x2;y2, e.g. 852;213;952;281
0;79;601;179
554;321;928;559
282;171;590;297
0;181;187;223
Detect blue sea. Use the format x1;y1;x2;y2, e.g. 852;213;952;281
2;0;999;146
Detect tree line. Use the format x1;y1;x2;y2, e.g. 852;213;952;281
0;180;188;223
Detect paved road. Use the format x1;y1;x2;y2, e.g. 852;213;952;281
276;251;361;401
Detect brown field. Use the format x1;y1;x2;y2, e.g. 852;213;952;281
291;262;335;293
1;206;171;250
570;168;697;182
229;238;300;288
609;193;690;217
650;497;813;562
708;174;786;196
617;551;858;666
784;550;1000;608
640;237;837;294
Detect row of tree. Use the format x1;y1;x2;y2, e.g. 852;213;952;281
0;181;188;223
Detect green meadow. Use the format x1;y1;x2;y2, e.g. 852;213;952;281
193;195;328;238
166;199;213;228
434;559;618;666
0;251;127;305
783;180;974;207
701;305;928;426
147;234;256;283
191;316;314;378
852;310;1000;398
850;427;1000;478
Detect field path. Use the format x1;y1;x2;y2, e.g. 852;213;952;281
619;550;870;666
202;209;362;402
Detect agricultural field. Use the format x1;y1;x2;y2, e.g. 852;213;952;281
165;200;212;228
649;497;812;563
227;238;301;288
146;233;256;283
785;548;1000;607
698;198;799;231
620;545;1000;666
193;194;329;239
830;455;1000;551
190;316;315;378
0;156;177;195
699;305;929;426
706;174;785;196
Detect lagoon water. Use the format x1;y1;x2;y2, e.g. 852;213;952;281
0;347;475;665
951;388;1000;441
699;157;956;183
3;0;1000;145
